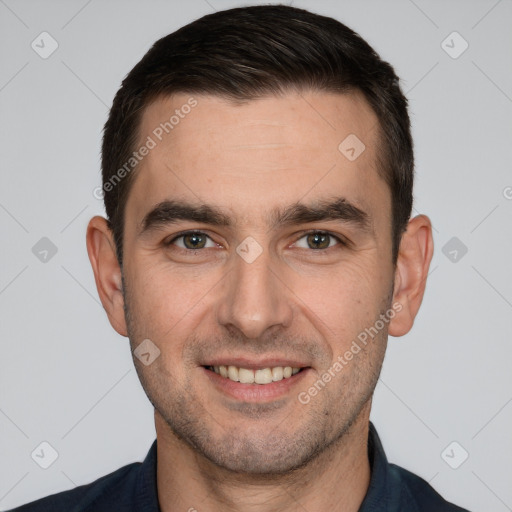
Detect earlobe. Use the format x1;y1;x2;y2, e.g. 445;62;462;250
388;215;434;337
86;216;128;337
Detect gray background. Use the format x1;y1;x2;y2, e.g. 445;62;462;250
1;0;511;510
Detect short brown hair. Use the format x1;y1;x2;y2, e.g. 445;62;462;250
101;4;414;266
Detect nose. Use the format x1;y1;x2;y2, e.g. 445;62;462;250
216;242;294;340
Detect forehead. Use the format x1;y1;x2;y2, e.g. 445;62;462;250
127;90;388;230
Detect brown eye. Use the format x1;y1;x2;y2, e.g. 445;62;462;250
183;233;207;249
168;232;215;250
293;231;343;250
306;232;331;250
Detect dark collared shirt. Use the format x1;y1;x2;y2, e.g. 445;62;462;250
8;423;471;511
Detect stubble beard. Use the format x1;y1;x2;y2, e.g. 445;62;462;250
122;273;390;476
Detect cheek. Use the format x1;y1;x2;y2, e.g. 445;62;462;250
125;263;205;387
126;258;204;341
293;257;389;345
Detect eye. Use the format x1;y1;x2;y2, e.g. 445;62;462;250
167;231;217;250
293;231;345;250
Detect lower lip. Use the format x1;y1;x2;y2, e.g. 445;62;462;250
203;367;310;403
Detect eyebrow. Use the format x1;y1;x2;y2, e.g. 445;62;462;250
138;197;372;237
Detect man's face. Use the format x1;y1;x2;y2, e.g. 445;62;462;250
121;90;395;473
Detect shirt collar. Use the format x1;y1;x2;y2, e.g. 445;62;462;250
134;439;160;511
358;421;416;511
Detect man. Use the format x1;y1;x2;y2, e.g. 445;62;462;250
10;4;470;512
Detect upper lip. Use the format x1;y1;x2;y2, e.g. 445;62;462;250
202;357;311;370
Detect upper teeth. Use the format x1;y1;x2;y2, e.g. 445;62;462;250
211;365;300;384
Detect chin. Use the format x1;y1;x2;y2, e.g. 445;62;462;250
185;425;329;476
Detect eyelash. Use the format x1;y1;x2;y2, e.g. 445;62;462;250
165;230;347;252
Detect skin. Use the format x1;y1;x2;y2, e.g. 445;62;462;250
87;90;433;512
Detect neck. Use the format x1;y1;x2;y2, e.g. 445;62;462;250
155;406;372;512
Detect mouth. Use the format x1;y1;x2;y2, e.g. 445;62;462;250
204;364;305;384
202;362;311;403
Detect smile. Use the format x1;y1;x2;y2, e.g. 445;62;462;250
205;365;302;384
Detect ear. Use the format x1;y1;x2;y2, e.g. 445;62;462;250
388;214;434;337
86;216;128;337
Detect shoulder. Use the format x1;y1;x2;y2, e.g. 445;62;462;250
7;461;141;512
389;463;471;512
